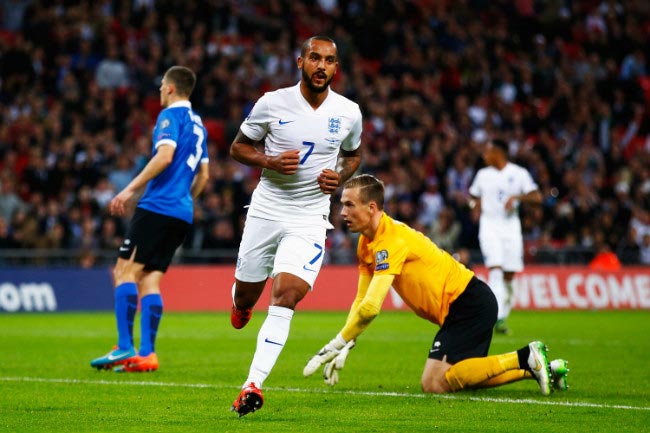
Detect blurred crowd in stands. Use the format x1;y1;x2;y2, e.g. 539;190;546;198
1;0;649;266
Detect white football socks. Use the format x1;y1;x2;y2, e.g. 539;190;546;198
502;279;514;318
488;267;507;320
244;305;294;388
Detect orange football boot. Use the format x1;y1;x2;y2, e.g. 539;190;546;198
231;382;264;417
230;305;252;329
115;352;159;372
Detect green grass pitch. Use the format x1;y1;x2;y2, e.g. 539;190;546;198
1;309;648;433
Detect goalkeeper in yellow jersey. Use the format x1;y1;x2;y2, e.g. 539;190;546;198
303;174;569;395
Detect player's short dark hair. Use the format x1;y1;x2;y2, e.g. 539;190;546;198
344;174;385;210
164;66;196;97
300;35;337;58
490;138;509;157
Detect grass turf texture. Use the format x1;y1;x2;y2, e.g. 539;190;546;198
0;310;648;433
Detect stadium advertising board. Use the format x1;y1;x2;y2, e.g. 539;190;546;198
161;265;650;311
1;266;648;312
473;267;650;310
0;269;114;312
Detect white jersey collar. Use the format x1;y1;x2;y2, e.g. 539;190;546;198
166;100;192;109
294;81;331;111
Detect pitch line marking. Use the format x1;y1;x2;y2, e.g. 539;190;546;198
2;376;649;412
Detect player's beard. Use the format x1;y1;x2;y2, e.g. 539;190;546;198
302;67;332;93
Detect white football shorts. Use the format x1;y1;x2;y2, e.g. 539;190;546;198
235;216;327;288
478;227;524;272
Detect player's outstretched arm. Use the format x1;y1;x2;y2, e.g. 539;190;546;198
109;144;175;216
304;274;394;385
303;273;369;378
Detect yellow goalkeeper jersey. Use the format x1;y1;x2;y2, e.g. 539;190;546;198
357;213;474;326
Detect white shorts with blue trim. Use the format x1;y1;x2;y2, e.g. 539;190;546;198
234;216;327;288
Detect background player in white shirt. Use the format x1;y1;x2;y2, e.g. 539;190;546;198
228;35;362;416
469;139;542;334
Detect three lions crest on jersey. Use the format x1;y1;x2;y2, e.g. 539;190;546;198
240;83;362;226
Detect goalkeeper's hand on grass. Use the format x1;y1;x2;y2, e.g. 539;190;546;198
303;334;349;377
323;340;355;386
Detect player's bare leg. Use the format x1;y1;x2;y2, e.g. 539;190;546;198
231;280;265;329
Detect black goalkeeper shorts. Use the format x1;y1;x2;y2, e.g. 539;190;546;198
428;276;498;364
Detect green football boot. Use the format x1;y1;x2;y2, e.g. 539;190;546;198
550;359;569;391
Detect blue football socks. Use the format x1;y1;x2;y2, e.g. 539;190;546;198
115;282;138;350
139;294;163;356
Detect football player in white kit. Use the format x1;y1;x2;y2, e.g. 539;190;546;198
228;35;362;416
469;139;542;335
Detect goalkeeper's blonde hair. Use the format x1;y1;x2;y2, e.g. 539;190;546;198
343;174;385;210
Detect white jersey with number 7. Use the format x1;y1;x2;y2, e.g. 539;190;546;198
240;83;362;226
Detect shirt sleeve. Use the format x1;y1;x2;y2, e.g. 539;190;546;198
239;94;271;141
468;170;482;198
341;104;362;152
153;111;179;149
343;273;372;326
340;274;395;342
198;115;209;164
373;237;408;276
519;167;539;194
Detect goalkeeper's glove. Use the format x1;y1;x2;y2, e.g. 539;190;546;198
323;339;355;386
303;334;347;377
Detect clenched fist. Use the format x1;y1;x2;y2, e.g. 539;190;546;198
318;169;340;194
268;150;300;175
